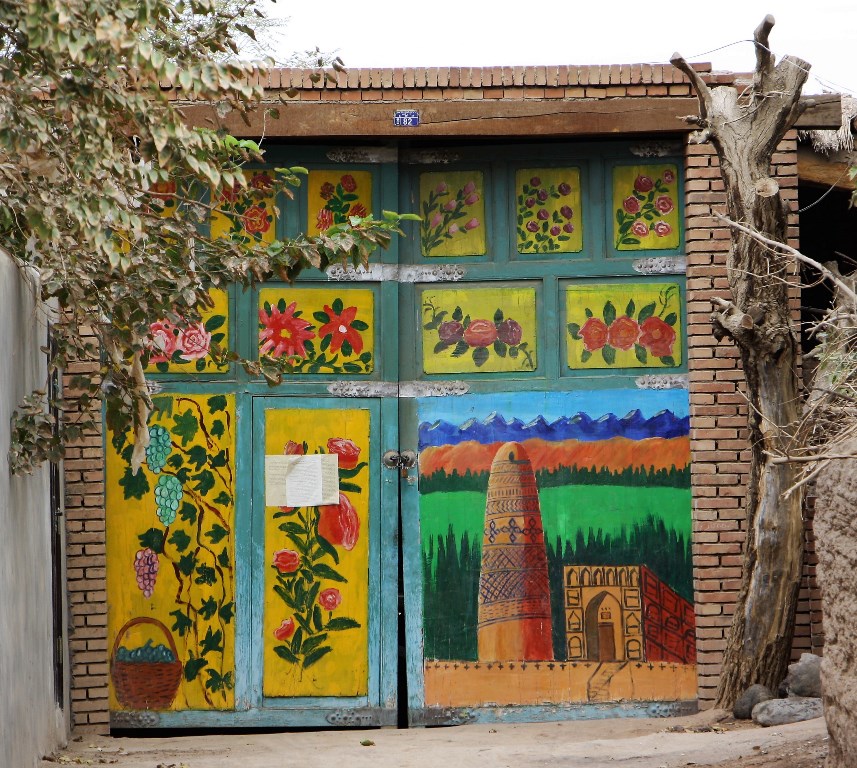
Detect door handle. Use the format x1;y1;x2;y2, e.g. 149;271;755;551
382;450;401;469
382;449;418;475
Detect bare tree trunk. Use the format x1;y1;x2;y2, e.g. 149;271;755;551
672;16;808;708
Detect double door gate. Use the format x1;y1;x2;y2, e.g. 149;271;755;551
105;142;697;728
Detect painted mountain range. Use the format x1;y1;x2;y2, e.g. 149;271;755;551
418;409;689;449
420;436;690;477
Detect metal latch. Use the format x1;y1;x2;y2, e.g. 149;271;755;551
382;449;417;477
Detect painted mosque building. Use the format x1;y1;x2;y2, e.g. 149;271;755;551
477;441;696;666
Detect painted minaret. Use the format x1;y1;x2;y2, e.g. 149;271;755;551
477;441;553;660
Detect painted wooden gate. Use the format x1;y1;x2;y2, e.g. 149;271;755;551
104;143;695;729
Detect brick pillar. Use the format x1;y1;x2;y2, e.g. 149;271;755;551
63;332;109;733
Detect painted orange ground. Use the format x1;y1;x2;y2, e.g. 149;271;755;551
419;436;690;477
423;660;697;707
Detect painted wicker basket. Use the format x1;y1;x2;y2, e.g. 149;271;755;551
111;617;182;710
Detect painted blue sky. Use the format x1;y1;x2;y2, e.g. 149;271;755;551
417;388;688;427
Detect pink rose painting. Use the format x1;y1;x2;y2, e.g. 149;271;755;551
615;165;679;249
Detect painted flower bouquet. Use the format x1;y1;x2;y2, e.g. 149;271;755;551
420;180;481;256
517;174;576;252
258;296;372;374
147;315;226;373
217;171;274;241
270;437;365;670
423;298;534;369
615;169;676;248
567;285;679;366
316;174;367;231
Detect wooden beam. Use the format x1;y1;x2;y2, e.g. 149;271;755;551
178;93;841;138
796;93;844;130
797;146;856;190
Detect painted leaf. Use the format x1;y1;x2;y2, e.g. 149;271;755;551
603;301;616;326
170;609;193;637
326;617;361;631
206;524;229;544
637;302;657;323
168;528;191;553
303;646;333;668
199;596;218;620
120;466;150;500
138;527;165;554
184;656;208;682
207;395;227;413
200;627;224;656
187;445;208;469
172;409;199;446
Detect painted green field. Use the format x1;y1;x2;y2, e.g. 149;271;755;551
419;484;691;552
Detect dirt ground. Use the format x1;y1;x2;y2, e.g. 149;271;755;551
42;711;827;768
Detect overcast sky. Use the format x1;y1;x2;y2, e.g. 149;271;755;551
265;0;855;96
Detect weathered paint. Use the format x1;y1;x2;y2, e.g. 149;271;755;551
101;141;693;728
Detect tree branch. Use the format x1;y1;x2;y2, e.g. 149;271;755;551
753;14;776;83
713;212;857;306
670;52;712;122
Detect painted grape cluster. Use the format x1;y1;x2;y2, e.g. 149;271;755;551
115;638;175;663
134;547;160;598
145;425;172;474
154;474;183;525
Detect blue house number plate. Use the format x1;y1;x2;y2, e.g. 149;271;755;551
394;110;420;127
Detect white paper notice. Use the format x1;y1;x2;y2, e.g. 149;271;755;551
265;454;339;508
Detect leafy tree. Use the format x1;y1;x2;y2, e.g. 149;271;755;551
0;0;415;474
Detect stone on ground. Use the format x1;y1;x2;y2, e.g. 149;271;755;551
784;652;823;698
752;696;823;726
734;684;774;719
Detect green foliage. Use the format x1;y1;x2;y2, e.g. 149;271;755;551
422;528;481;661
2;0;416;474
419;463;691;495
422;516;693;662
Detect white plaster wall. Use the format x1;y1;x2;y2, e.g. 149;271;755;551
0;258;67;767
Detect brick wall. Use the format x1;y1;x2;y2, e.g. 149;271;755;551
63;64;816;730
63;330;108;731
